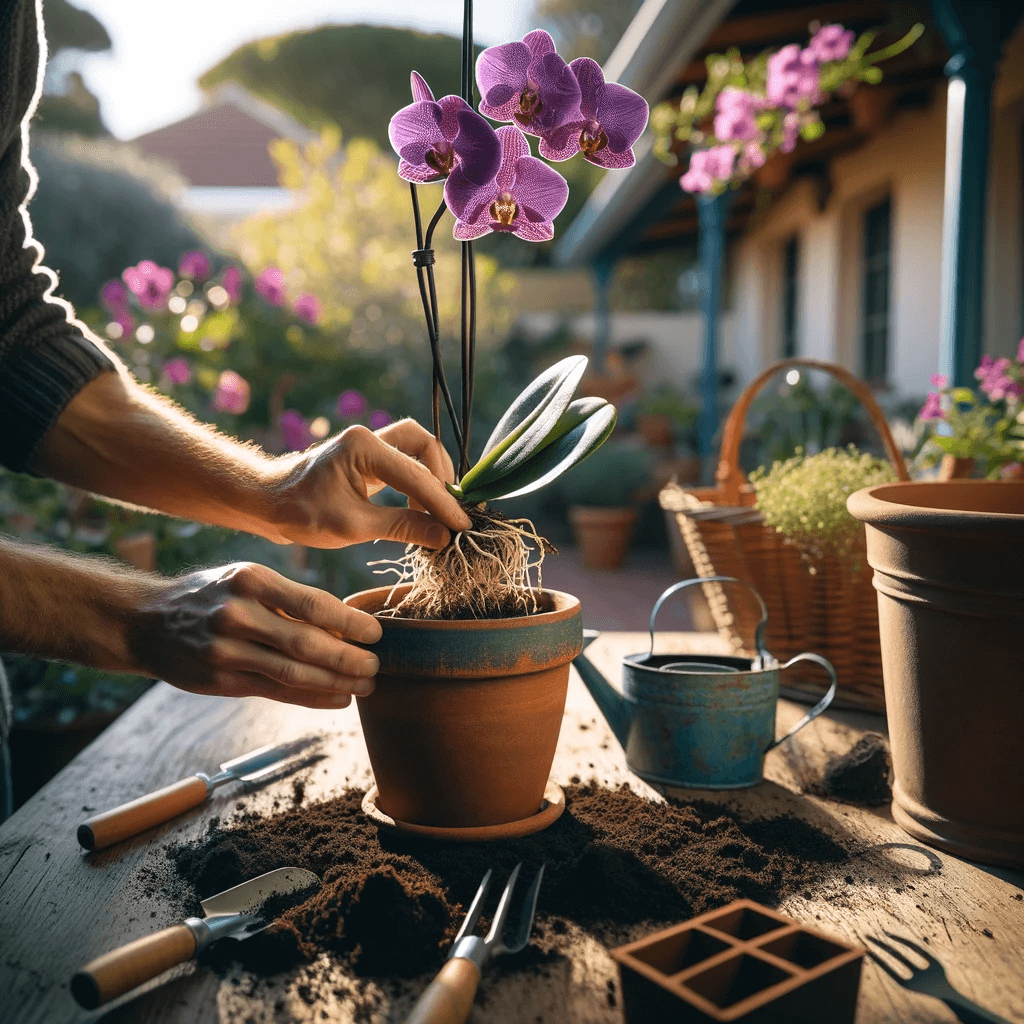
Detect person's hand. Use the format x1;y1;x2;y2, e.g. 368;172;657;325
272;418;473;549
127;562;383;708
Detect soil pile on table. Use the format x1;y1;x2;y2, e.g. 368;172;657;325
813;733;892;806
168;781;849;980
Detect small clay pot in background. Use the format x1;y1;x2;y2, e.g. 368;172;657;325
568;506;639;571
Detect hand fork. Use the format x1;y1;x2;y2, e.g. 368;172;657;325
405;862;545;1024
865;932;1012;1024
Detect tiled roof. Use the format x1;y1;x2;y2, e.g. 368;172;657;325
129;86;317;188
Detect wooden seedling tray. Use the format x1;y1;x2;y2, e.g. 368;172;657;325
610;898;865;1023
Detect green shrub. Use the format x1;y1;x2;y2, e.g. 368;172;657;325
556;438;655;508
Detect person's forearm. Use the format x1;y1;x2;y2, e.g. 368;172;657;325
0;537;161;674
31;369;296;543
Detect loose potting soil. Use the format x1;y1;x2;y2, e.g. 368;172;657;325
166;781;849;981
813;733;892;806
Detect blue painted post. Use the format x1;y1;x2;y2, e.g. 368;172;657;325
931;0;1002;385
697;189;733;482
590;255;616;373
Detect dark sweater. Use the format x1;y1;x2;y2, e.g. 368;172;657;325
0;0;116;473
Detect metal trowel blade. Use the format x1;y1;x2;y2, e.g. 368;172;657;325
199;866;320;938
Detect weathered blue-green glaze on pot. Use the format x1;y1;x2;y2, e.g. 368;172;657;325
345;585;583;677
573;578;837;789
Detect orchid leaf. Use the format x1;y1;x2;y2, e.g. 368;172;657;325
458;355;588;493
460;403;617;503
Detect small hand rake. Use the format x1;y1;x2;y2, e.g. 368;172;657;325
405;862;545;1024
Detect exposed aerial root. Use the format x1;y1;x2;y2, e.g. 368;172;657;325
368;504;556;620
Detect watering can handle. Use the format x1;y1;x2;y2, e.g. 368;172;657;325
649;576;771;666
765;653;838;751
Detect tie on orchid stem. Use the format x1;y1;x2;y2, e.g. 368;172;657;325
385;1;648;617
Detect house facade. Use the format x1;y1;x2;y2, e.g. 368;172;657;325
555;0;1024;404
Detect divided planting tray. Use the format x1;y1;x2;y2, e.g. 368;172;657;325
610;898;865;1023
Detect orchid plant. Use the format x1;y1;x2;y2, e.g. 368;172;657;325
917;343;1024;477
649;19;923;195
387;5;648;501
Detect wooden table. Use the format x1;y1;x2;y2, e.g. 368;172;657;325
2;631;1022;1024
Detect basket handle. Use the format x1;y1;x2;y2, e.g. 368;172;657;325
716;358;911;505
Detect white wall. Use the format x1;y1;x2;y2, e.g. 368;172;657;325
726;85;1021;400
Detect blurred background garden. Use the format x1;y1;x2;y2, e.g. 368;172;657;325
7;0;1022;805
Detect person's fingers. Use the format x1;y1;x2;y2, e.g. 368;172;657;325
354;505;457;548
225;671;360;708
208;635;377;694
223;563;383;643
375;418;456;485
343;426;472;532
216;598;381;678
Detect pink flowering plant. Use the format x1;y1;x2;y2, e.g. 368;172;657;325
387;10;648;501
92;253;399;451
917;344;1024;477
650;19;923;195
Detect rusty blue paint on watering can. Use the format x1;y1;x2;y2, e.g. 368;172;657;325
573;577;837;789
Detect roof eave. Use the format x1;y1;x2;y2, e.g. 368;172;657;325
554;0;738;267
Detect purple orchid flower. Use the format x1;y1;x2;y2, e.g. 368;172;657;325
101;280;129;313
1017;338;1024;364
537;58;648;169
446;125;569;242
369;410;393;431
122;260;174;310
475;29;582;139
807;24;855;63
389;72;501;187
766;44;821;109
256;267;286;306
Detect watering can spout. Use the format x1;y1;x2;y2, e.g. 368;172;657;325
573;630;633;750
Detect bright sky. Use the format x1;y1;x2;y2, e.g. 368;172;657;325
72;1;531;140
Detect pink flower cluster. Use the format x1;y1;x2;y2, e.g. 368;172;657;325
679;23;855;195
976;353;1024;402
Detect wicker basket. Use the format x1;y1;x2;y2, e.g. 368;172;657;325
659;358;909;714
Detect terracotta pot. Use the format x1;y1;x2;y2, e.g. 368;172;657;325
343;584;582;828
568;506;639;570
848;481;1024;869
636;413;674;449
938;454;975;479
848;85;894;134
753;150;796;191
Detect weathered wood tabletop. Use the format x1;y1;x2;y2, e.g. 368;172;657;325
1;631;1022;1024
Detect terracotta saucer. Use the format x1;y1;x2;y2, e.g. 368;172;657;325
361;779;565;841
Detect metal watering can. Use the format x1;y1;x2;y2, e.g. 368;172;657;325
572;577;838;789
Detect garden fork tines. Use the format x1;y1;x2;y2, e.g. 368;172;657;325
865;932;1011;1024
405;862;545;1024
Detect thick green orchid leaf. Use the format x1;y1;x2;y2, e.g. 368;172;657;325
460;403;617;504
458;355;588;494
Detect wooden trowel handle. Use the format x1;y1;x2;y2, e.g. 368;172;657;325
405;957;481;1024
71;923;197;1009
77;775;210;851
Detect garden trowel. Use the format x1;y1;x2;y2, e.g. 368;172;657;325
77;735;321;850
70;866;320;1009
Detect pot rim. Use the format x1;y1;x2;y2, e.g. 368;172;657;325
848;480;1024;534
344;583;581;631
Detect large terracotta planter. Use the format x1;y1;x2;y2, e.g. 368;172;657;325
848;481;1024;869
343;585;582;829
568;506;639;570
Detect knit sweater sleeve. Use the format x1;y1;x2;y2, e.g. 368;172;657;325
0;0;117;474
